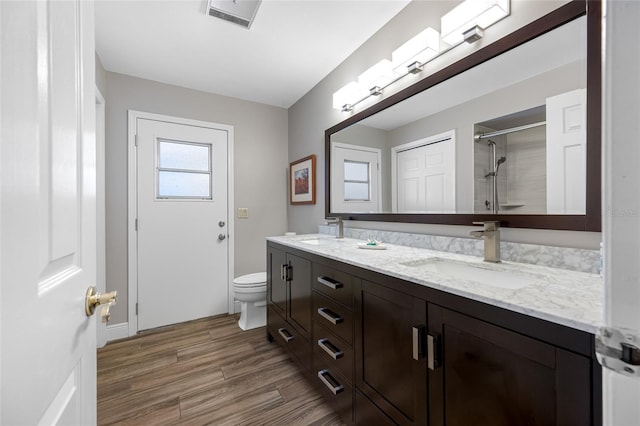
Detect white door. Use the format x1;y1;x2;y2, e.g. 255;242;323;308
546;88;586;214
331;143;381;213
601;1;640;424
1;0;97;424
135;117;230;331
393;131;456;213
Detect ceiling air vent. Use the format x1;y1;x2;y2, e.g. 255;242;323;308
207;0;261;29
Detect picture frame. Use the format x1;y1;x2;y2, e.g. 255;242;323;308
290;154;316;205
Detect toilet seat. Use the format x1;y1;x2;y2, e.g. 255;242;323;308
233;272;267;287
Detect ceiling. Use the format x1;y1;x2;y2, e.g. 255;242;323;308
95;0;411;109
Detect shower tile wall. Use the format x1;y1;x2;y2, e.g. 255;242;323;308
505;126;546;213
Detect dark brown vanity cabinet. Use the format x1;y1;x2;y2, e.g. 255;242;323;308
427;305;594;426
312;262;356;424
266;242;601;425
353;276;600;426
354;279;428;425
266;244;312;372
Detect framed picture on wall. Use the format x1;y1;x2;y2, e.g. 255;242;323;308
290;154;316;205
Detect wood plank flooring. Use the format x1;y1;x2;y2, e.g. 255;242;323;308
97;314;345;425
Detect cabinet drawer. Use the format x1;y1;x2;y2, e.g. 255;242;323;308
268;306;311;372
313;263;353;307
313;322;354;382
314;355;353;425
313;292;353;344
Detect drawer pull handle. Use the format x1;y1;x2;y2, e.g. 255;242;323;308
277;327;294;342
317;369;344;395
318;307;343;325
318;338;344;360
317;276;343;290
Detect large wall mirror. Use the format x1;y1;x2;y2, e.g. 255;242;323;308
325;0;601;231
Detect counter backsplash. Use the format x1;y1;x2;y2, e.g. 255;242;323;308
318;225;600;274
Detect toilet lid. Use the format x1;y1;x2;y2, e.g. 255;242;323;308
233;272;267;286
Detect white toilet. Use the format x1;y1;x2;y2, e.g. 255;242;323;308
233;272;267;331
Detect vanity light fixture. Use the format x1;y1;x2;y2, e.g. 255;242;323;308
358;59;397;96
440;0;510;45
391;27;440;74
332;81;368;112
331;0;510;112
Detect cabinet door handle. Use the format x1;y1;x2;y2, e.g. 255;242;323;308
277;327;294;342
317;276;343;290
427;332;442;370
318;338;344;360
317;369;344;395
412;325;425;360
317;307;343;325
280;264;286;281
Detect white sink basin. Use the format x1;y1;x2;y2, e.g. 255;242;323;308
399;258;543;290
298;238;341;245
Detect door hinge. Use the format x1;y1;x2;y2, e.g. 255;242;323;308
596;326;640;378
135;302;138;315
135;218;138;231
134;134;138;147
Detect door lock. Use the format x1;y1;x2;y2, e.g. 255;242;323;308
218;221;225;227
218;233;226;241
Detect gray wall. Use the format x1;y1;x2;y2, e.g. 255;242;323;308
288;0;600;249
104;72;288;324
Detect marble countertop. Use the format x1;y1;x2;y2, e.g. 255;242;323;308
267;234;604;334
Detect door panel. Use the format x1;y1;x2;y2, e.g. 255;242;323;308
1;0;97;423
355;280;427;425
288;253;312;338
136;118;229;331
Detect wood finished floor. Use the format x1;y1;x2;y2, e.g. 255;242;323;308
97;314;345;425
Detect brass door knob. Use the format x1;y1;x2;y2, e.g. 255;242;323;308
85;286;117;323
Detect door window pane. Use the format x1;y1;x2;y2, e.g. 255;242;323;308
156;139;212;200
345;161;369;181
344;160;370;201
159;140;210;171
345;182;370;201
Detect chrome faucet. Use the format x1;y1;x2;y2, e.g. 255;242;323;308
325;217;344;239
470;221;501;263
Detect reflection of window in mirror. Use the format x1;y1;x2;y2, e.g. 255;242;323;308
330;142;381;213
344;160;371;202
473;88;586;215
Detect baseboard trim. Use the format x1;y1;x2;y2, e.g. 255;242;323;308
106;322;130;342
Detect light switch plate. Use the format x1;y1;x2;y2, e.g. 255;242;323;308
237;208;249;219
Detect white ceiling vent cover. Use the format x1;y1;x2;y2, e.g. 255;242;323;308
207;0;261;29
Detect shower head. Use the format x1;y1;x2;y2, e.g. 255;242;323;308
495;156;507;175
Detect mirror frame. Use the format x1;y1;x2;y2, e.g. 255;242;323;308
325;0;601;232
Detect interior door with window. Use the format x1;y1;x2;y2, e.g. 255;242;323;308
135;117;230;331
1;0;97;423
331;143;381;213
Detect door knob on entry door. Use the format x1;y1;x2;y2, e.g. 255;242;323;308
85;286;117;323
218;234;226;241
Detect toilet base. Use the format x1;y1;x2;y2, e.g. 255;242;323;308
237;300;266;331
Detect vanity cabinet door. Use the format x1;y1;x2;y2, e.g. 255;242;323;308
354;279;428;425
267;245;287;317
427;305;593;426
287;253;312;339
